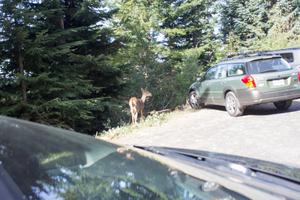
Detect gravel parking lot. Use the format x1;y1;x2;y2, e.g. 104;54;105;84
113;99;300;167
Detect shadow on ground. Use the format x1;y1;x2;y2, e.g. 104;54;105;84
203;100;300;116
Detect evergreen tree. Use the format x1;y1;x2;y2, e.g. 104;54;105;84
113;0;219;109
219;0;270;49
0;0;123;134
255;0;300;49
112;0;170;109
219;0;300;51
159;0;218;104
0;0;34;116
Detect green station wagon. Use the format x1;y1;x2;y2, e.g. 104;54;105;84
188;55;300;116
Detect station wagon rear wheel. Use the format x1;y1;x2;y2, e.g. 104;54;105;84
225;92;244;117
274;100;292;111
188;91;203;109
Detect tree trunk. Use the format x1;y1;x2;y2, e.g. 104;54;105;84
59;17;65;29
17;49;27;103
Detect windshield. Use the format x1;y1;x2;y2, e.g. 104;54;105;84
0;117;248;200
248;58;292;74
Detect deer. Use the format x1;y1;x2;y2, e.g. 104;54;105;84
129;88;152;125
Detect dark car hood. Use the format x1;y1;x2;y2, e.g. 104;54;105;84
1;116;300;200
0;116;251;200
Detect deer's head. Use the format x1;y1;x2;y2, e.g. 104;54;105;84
141;88;152;100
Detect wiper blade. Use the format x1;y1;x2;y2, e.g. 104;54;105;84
134;145;168;156
134;146;300;185
134;145;242;169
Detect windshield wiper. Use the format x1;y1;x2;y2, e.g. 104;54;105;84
134;145;300;186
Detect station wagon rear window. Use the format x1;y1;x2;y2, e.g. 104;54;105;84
248;58;292;74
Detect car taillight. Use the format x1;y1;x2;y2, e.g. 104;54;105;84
241;75;256;88
298;71;300;81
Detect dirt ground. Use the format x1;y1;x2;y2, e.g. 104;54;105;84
110;99;300;167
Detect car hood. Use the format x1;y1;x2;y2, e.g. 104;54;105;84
0;116;250;200
1;116;300;200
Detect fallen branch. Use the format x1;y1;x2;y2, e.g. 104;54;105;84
149;109;171;115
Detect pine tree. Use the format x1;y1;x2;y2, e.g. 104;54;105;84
159;0;218;104
256;0;300;49
113;0;219;109
112;0;167;109
0;0;124;134
218;0;300;51
0;0;34;116
219;0;270;49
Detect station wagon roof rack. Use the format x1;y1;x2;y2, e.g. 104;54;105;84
227;51;277;58
221;47;300;62
221;50;281;62
270;47;300;51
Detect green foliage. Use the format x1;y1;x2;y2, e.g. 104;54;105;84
0;0;123;134
1;0;300;134
158;0;218;106
219;0;300;53
253;0;300;50
111;0;219;111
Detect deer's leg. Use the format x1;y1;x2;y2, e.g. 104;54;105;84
134;111;138;125
130;107;135;125
131;112;135;124
140;109;145;121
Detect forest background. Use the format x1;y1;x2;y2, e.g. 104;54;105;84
1;0;299;135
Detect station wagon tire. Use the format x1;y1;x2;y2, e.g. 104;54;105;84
273;100;292;111
225;92;244;117
188;91;203;109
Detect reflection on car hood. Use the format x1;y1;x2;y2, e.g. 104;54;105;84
0;116;250;200
1;116;300;200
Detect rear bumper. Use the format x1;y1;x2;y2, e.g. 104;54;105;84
236;87;300;106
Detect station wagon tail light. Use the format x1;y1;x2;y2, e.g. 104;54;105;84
298;71;300;81
241;75;256;88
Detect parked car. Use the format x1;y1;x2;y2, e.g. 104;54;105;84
188;54;300;116
263;47;300;69
1;116;300;199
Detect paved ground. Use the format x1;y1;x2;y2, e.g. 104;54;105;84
112;99;300;167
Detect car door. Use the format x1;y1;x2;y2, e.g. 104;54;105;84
210;64;228;105
200;66;218;104
225;63;247;100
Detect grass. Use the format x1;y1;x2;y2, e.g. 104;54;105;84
95;111;174;140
